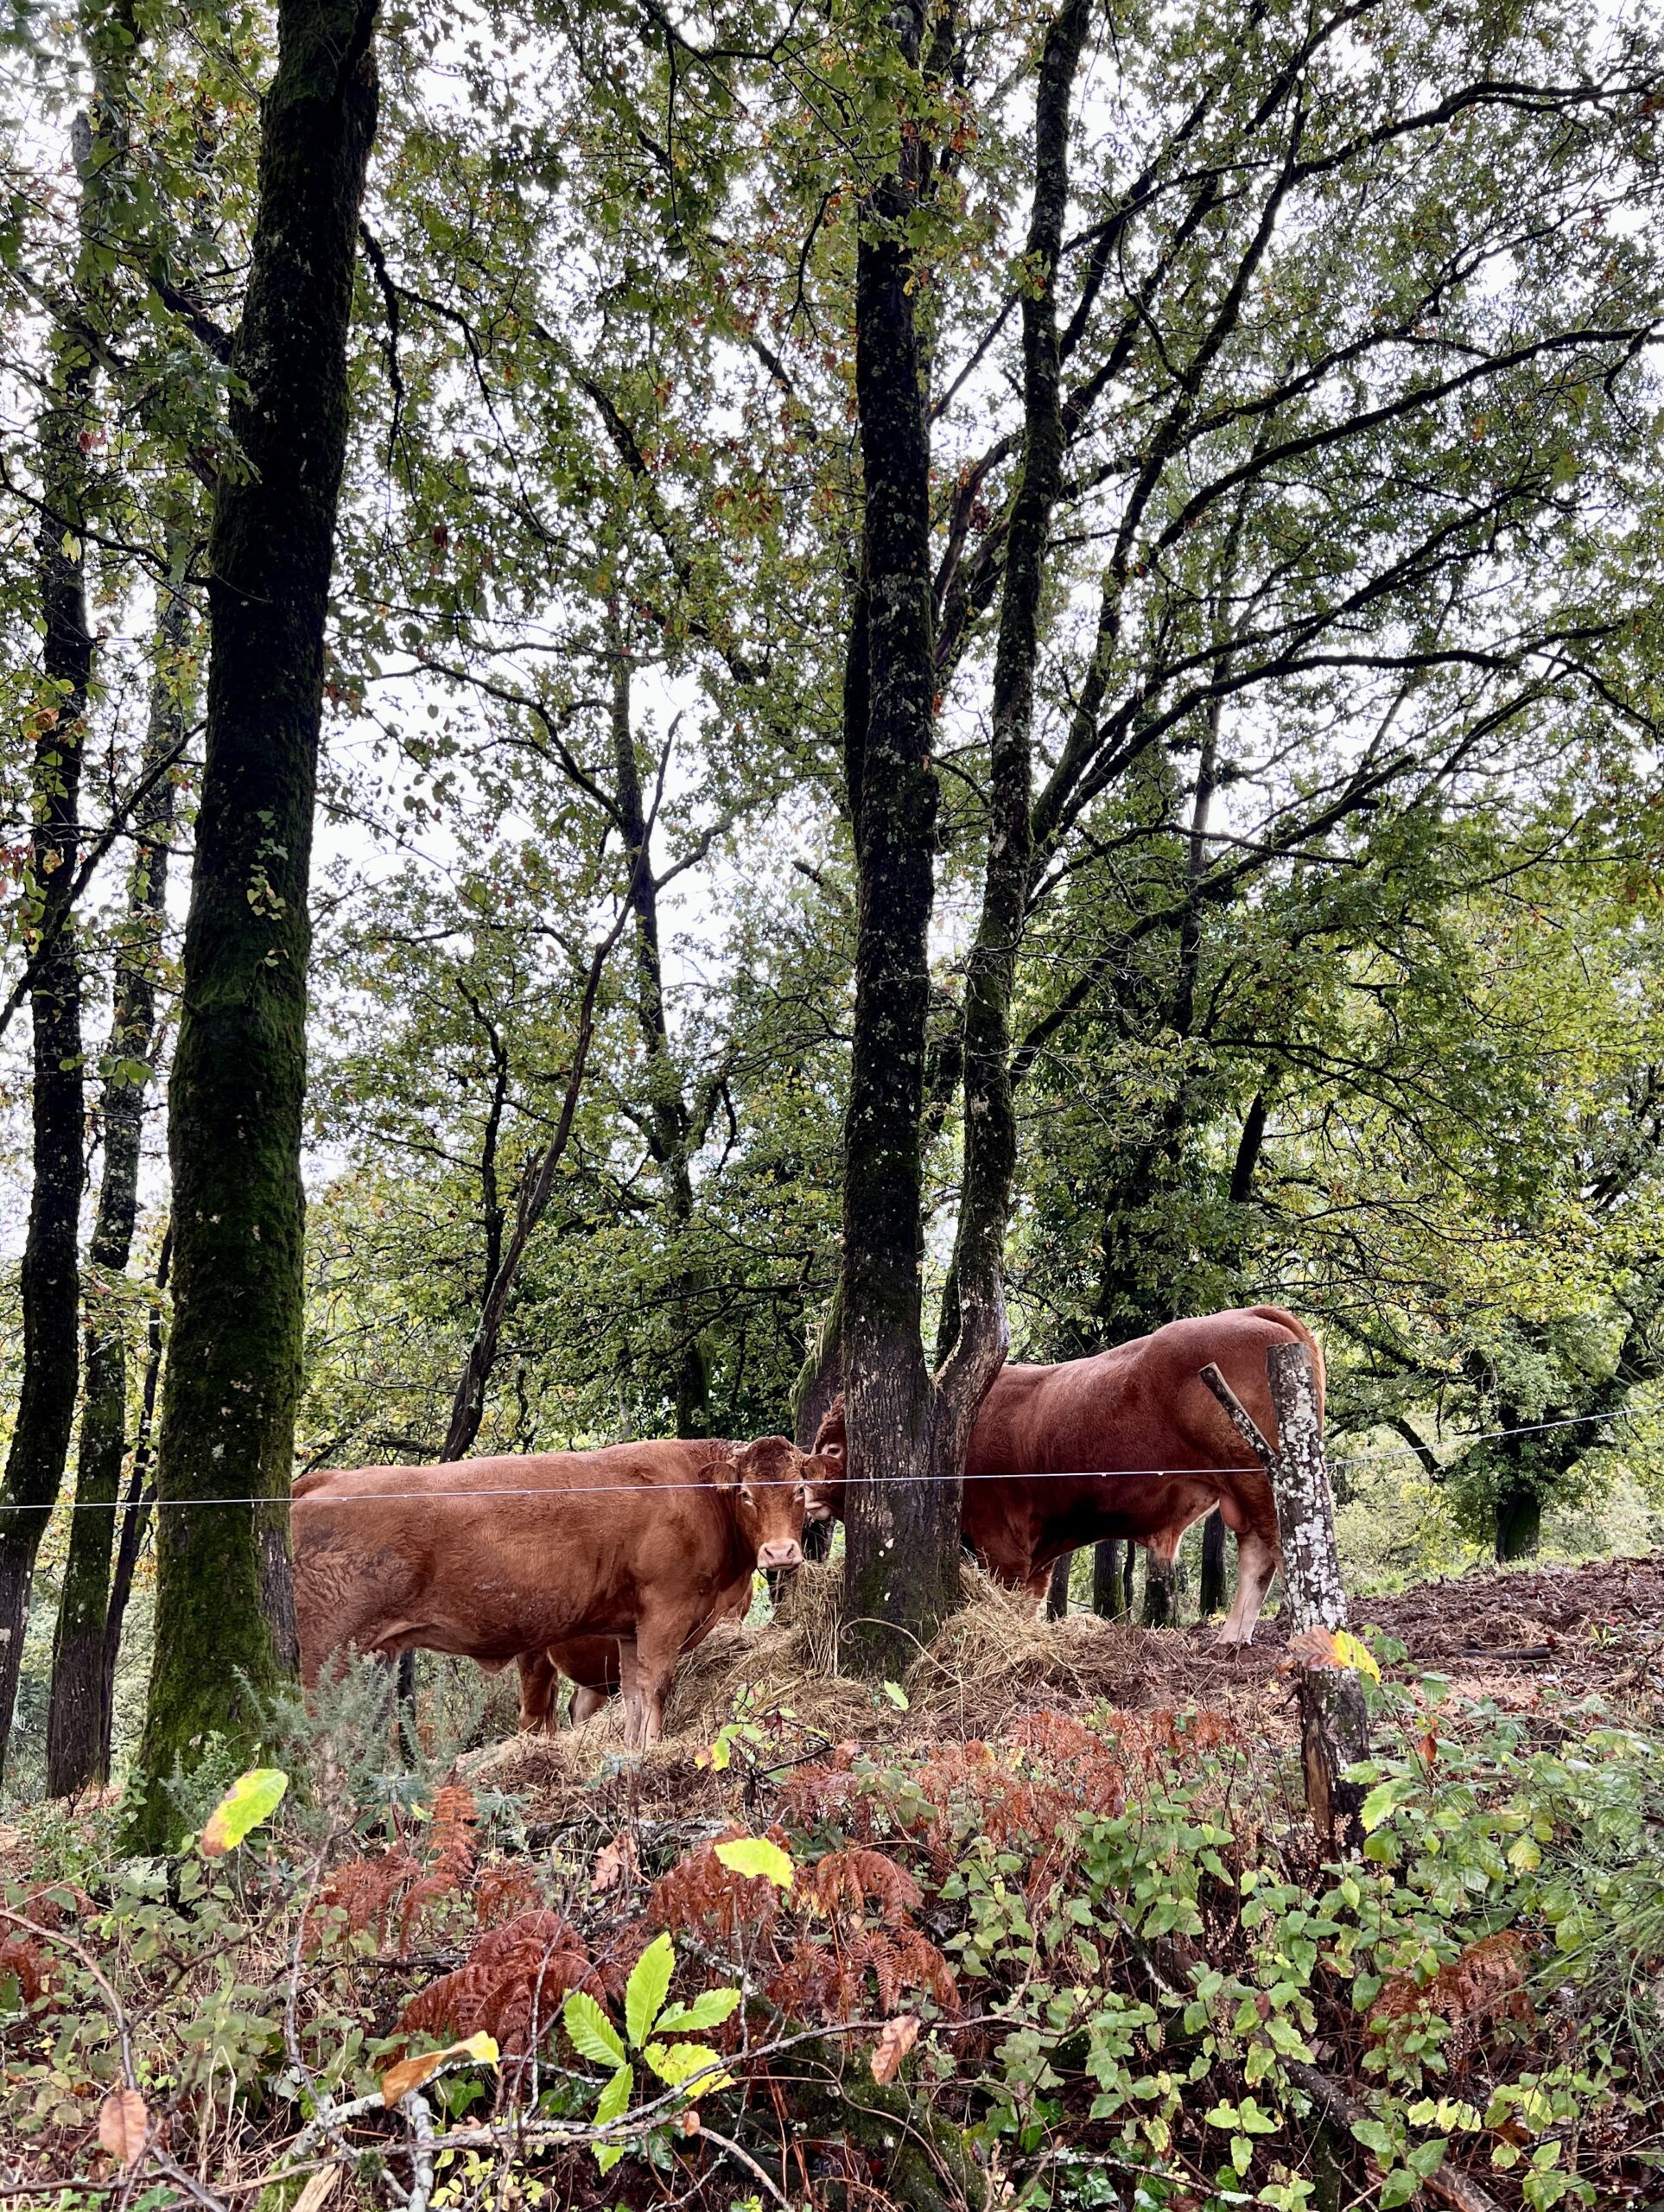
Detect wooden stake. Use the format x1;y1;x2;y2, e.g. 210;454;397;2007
1200;1347;1370;1849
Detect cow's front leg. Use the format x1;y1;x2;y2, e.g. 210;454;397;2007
626;1605;695;1748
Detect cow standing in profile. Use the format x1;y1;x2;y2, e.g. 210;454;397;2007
293;1434;826;1747
810;1306;1323;1643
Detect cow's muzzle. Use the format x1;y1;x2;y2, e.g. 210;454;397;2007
757;1540;804;1570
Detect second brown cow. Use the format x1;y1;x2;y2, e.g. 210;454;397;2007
812;1306;1323;1643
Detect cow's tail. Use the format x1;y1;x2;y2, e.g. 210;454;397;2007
1248;1305;1325;1429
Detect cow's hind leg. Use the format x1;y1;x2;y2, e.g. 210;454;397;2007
1218;1530;1278;1645
571;1684;610;1724
518;1651;558;1734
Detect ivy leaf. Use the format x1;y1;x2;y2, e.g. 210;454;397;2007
200;1768;288;1857
626;1930;675;2050
563;1988;626;2067
715;1835;794;1889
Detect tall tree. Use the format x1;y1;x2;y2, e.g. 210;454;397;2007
126;0;379;1844
45;561;189;1794
0;66;111;1772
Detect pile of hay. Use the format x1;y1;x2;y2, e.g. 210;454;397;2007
906;1563;1149;1730
467;1560;1153;1807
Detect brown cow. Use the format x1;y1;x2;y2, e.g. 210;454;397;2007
517;1572;754;1732
810;1306;1323;1643
294;1434;823;1747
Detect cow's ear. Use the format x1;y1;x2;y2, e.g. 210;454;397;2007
700;1446;740;1487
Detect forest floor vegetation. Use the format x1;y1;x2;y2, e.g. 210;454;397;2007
3;1556;1662;2212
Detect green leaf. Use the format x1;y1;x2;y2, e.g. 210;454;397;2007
564;1989;626;2068
882;1681;911;1709
626;1931;675;2050
715;1836;794;1889
656;1987;741;2033
1359;1776;1418;1833
595;2060;634;2125
1380;2170;1419;2208
199;1769;288;1856
644;2039;734;2090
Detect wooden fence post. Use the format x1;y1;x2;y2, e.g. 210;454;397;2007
1200;1344;1370;1850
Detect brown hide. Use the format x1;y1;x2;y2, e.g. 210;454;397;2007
294;1434;822;1745
812;1306;1324;1643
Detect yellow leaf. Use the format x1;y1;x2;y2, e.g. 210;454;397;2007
97;2088;148;2166
200;1768;288;1857
714;1835;793;1889
1331;1629;1381;1681
1286;1626;1380;1681
380;2032;499;2106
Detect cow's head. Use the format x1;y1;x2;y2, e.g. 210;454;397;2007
715;1435;827;1569
802;1395;848;1542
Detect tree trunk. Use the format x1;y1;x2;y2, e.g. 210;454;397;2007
125;0;379;1847
1197;1508;1229;1617
98;1226;170;1779
1494;1473;1541;1561
609;634;709;1436
1206;1348;1369;1850
1091;1537;1127;1619
843;0;1089;1673
0;260;95;1782
46;563;188;1796
841;99;953;1671
1141;1557;1174;1628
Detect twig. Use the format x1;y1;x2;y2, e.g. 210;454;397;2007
693;2123;791;2210
1283;2060;1505;2212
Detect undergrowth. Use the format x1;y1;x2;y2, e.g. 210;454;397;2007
2;1649;1661;2212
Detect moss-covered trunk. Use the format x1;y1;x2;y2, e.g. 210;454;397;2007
0;330;92;1778
1197;1507;1229;1616
46;566;188;1796
1091;1537;1131;1618
125;0;379;1846
840;10;956;1675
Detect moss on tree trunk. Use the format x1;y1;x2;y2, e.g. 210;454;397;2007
125;0;379;1847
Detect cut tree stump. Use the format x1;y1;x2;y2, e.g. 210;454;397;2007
1199;1342;1371;1849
